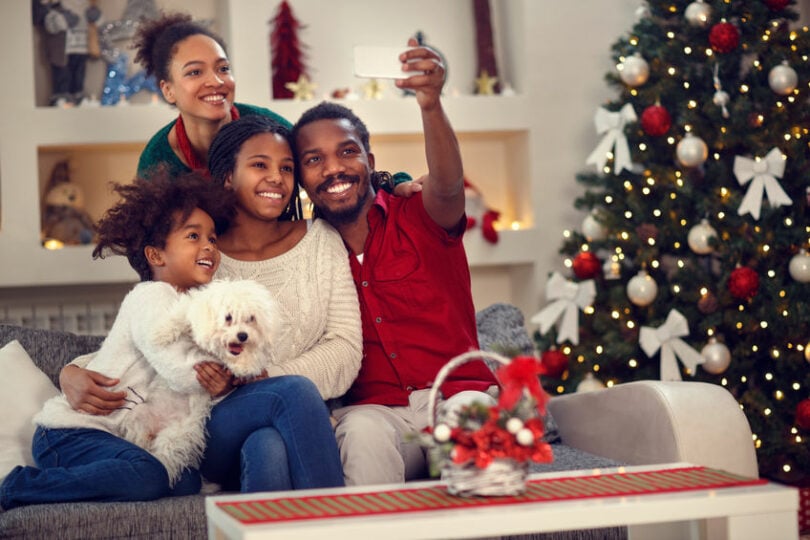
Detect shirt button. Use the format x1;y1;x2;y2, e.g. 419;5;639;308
390;353;397;359
361;281;369;287
375;317;382;323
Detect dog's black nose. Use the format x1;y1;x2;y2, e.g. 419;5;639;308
237;332;248;342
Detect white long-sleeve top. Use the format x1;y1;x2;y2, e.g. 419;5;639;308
34;281;209;433
215;219;362;399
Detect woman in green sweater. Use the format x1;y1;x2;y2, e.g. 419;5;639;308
132;12;289;177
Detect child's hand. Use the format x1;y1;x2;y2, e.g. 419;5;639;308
60;364;127;415
194;361;234;397
392;175;425;198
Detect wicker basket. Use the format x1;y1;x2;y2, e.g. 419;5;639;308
427;350;532;497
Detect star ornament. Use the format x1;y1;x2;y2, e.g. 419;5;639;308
285;75;317;101
362;78;384;100
475;69;498;95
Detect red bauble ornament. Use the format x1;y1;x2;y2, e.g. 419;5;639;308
640;105;672;136
796;399;810;430
709;21;740;53
541;349;569;378
572;251;601;280
765;0;790;10
728;266;760;299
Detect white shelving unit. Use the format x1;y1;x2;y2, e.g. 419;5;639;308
0;0;541;322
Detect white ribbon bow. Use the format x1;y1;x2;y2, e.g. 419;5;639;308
586;103;637;175
639;309;704;381
530;272;596;346
734;147;792;220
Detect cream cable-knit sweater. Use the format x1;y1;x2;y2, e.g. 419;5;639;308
215;219;362;400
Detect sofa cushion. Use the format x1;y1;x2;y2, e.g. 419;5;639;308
0;340;60;480
0;325;104;388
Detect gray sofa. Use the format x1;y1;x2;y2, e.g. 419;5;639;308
0;304;757;539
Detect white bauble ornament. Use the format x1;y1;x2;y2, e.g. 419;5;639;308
768;62;798;95
619;54;650;87
789;250;810;283
576;372;606;393
582;213;607;241
676;133;708;167
433;423;451;443
685;0;712;27
701;338;731;375
516;428;535;446
712;90;729;107
627;270;658;307
687;219;718;254
506;417;524;434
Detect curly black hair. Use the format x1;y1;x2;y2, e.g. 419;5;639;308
92;168;235;281
131;11;227;84
208;115;303;221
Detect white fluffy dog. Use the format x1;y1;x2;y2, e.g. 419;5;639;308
125;279;282;484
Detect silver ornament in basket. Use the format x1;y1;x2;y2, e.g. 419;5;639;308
425;350;553;497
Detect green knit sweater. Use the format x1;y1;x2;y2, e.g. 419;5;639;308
136;103;291;178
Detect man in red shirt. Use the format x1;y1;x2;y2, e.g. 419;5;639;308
293;40;497;485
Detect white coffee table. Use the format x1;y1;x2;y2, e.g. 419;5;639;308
205;462;799;540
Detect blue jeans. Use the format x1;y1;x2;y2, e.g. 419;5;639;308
200;375;344;492
0;427;200;510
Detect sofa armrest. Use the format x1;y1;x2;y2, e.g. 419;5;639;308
546;380;759;478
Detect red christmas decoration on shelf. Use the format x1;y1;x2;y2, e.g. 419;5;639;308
540;349;569;378
269;1;307;100
765;0;790;11
728;266;760;299
709;21;740;53
640;105;672;136
796;399;810;430
572;251;601;280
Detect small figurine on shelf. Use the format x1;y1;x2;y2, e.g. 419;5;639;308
41;160;96;247
32;0;102;107
464;178;500;243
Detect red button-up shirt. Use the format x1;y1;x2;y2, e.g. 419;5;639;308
343;190;497;406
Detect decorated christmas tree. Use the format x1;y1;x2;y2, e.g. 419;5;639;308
533;0;809;486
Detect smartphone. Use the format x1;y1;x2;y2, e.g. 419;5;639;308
353;45;413;79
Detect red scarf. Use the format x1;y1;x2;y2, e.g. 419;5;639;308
175;105;240;171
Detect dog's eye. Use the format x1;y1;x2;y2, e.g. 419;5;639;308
225;314;233;324
248;315;255;323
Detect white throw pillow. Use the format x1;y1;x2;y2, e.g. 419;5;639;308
0;340;60;479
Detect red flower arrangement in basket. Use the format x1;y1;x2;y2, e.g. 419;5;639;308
421;351;554;497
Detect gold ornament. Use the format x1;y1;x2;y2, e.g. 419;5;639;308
285;75;317;101
475;69;498;95
362;79;384;100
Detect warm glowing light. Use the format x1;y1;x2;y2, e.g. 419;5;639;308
43;239;64;250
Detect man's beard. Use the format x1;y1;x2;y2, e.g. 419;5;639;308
314;174;371;226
